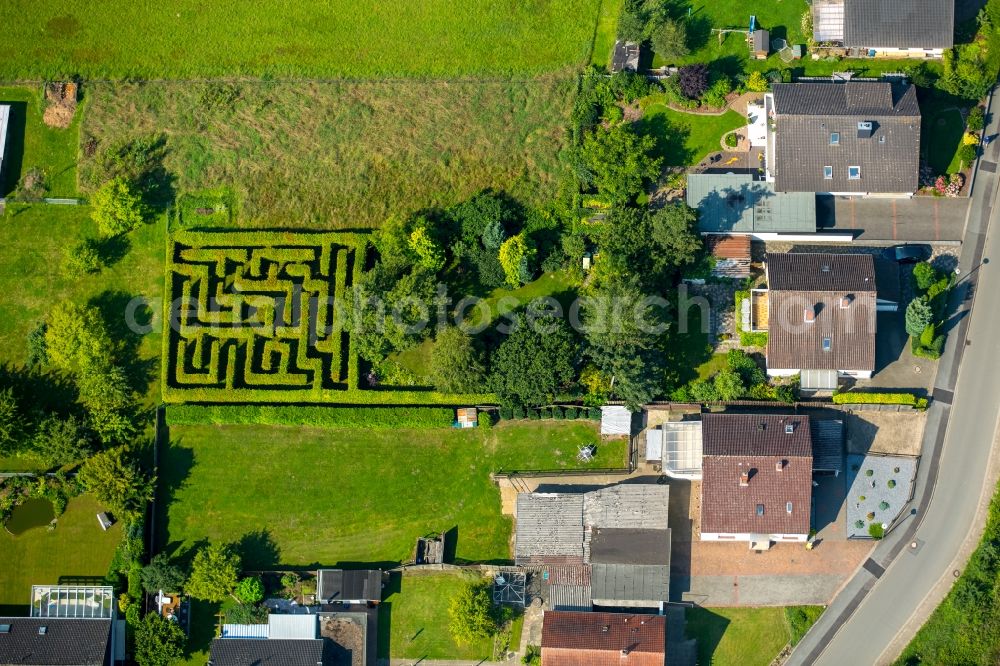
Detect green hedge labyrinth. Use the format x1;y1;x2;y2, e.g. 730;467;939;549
162;230;491;405
163;230;364;402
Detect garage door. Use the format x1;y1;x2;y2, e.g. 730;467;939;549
800;369;839;391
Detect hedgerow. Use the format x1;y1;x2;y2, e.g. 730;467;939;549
166;405;456;428
832;392;928;410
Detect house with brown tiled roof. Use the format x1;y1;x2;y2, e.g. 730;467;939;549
541;610;666;666
760;252;895;392
699;414;813;547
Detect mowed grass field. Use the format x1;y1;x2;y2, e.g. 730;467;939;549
157;421;625;567
0;205;165;382
379;571;496;660
0;0;602;79
686;606;823;666
80;79;574;228
0;86;80;197
0;495;122;613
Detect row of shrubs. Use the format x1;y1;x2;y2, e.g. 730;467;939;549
496;405;601;421
166;405;456;428
832;392;929;410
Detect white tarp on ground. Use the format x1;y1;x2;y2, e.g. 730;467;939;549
645;428;663;462
601;405;632;436
0;105;10;181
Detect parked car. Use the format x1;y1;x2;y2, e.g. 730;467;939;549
883;244;932;264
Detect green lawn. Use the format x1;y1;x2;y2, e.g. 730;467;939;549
0;495;122;614
0;86;80;198
379;571;495;660
81;79;574;229
636;104;745;167
0;204;165;394
591;0;624;67
0;0;601;79
686;606;820;666
923;103;968;174
158;421;624;567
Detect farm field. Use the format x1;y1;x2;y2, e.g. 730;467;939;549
0;204;165;383
80;79;574;229
157;421;625;567
0;495;122;614
0;86;80;197
0;0;603;79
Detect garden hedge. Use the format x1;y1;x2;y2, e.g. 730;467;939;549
832;392;928;410
166;405;456;428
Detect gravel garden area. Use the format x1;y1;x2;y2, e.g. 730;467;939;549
845;454;918;539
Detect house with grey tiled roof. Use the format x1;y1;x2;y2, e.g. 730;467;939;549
699;413;813;547
765;80;921;195
514;484;670;610
0;618;113;666
813;0;954;56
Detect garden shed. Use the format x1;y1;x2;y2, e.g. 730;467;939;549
752;29;770;59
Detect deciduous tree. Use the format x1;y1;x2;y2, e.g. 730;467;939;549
187;543;241;602
488;315;577;407
32;415;93;467
498;233;534;287
78;446;155;519
134;612;186;666
578;124;662;204
91;177;145;237
650;203;702;272
650;19;688;60
429;326;484;393
141;553;186;594
448;581;501;644
0;388;27;457
44;302;116;373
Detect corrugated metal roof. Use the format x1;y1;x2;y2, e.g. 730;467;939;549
812;419;845;473
583;485;669;530
590;563;670;604
267;614;317;640
515;494;585;564
686;173;816;233
548;585;593;612
220;623;269;639
845;0;953;49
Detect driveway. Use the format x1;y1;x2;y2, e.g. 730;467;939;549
817;195;968;242
667;477;873;606
857;311;937;393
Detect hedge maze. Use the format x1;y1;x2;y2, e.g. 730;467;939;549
163;230;368;403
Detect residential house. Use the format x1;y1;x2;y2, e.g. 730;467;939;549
699;413;813;546
686;173;817;237
213;611;373;666
515;484;670;610
812;0;954;57
0;586;118;666
762;252;889;390
765;81;921;195
540;610;666;665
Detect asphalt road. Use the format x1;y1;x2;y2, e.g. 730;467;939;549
788;89;1000;665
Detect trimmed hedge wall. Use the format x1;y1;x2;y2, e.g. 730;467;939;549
495;405;600;422
167;404;456;428
832;392;928;410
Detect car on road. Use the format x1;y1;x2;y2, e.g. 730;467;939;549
883;244;932;264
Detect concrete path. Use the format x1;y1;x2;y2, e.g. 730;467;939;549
788;84;1000;666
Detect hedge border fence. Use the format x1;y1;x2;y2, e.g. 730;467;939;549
161;229;493;406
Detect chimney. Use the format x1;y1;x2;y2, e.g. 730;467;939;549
776;460;785;471
622;649;631;656
804;307;816;323
840;295;853;309
740;471;750;487
857;121;873;138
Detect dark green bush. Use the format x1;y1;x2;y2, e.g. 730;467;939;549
513;406;526;419
552;406;564;419
499;406;513;420
588;407;601;420
540;407;552;419
959;142;978;165
564;406;578;419
527;408;540;420
967;105;986;132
